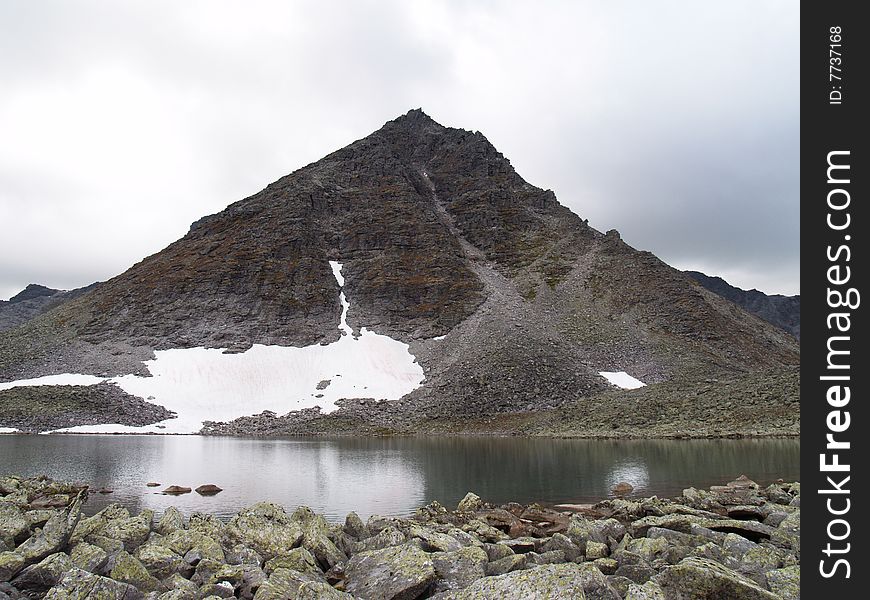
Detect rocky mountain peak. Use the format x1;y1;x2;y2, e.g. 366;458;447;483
7;284;61;304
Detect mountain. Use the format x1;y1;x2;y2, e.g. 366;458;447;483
685;271;800;339
0;110;799;436
0;283;99;333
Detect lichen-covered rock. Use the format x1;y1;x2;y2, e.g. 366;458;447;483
15;493;83;564
456;493;482;513
226;504;303;561
136;543;189;579
44;567;143;600
10;552;71;595
585;541;609;560
104;511;153;552
410;526;462;553
438;563;589;599
161;574;198;597
155;508;185;536
354;527;406;553
540;533;582;562
342;513;366;540
264;548;321;576
71;505;131;544
0;504;28;544
294;580;353;599
653;557;779;599
625;537;668;563
430;545;487;593
765;564;799;600
461;520;506;543
344;544;437;600
625;581;666;600
593;558;618;575
0;552;26;582
526;550;566;565
109;551;161;593
252;568;323;600
485;554;526;576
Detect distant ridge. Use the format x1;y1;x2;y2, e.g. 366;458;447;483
685;271;800;339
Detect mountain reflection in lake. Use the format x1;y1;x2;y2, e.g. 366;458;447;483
0;435;798;521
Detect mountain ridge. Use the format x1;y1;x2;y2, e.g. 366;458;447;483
0;109;799;436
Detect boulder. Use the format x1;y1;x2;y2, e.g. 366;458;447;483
109;550;161;592
136;543;189;579
0;504;29;544
252;567;323;600
44;567;143;600
226;504;303;561
485;554;526;576
0;552;26;582
156;508;185;536
409;526;463;553
15;493;83;563
625;581;666;600
69;542;109;573
431;546;487;592
162;487;191;496
195;485;223;496
653;557;779;599
344;544;437;600
264;548;321;576
456;493;482;513
436;563;589;599
540;533;583;562
342;512;366;539
104;511;154;551
10;552;71;595
765;565;799;600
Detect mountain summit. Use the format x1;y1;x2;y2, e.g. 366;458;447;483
0;110;799;435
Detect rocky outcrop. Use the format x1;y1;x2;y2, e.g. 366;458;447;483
0;383;175;433
685;271;800;339
0;475;800;599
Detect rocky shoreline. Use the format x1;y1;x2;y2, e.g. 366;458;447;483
1;475;799;599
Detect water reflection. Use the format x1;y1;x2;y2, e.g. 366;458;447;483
0;435;799;521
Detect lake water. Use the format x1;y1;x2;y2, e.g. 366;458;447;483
0;435;799;521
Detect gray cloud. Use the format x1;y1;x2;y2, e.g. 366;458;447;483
0;1;799;300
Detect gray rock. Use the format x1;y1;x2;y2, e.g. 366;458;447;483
654;557;779;599
44;567;143;600
437;563;590;599
485;554;526;576
342;513;366;539
0;504;29;544
625;581;666;600
765;565;799;600
264;548;321;576
69;542;109;573
540;533;582;562
10;552;71;595
456;493;482;513
15;493;83;567
109;551;162;592
0;552;26;583
136;543;189;579
344;544;437;600
155;508;185;536
431;546;487;592
225;504;303;561
410;525;463;553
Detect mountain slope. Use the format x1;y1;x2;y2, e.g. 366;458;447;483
0;110;799;435
685;271;800;339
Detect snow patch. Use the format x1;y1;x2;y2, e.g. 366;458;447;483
0;374;106;391
10;260;424;435
0;427;19;434
599;371;646;390
431;335;446;341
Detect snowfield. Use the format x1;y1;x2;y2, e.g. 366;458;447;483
599;371;646;390
1;262;425;434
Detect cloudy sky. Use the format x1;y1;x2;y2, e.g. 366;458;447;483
0;0;799;301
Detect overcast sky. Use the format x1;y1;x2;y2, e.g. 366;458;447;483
0;1;799;301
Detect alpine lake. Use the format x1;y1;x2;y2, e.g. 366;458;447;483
0;434;799;521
